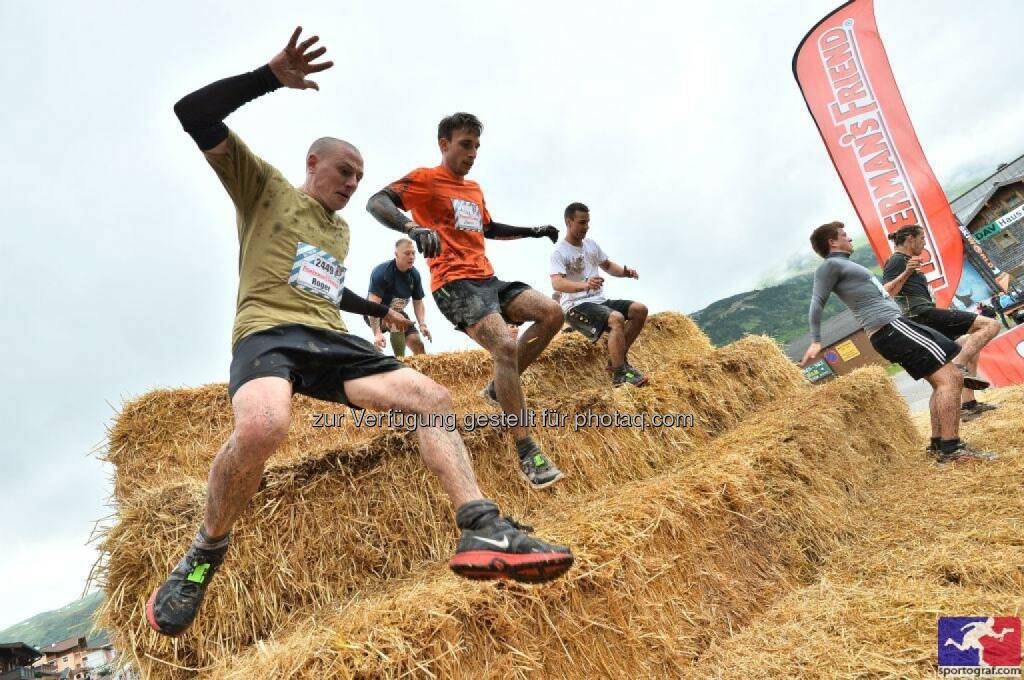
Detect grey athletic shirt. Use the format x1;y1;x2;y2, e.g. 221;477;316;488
809;251;901;342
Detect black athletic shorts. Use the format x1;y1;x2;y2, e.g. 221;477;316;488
229;324;405;404
911;306;977;340
565;299;636;342
432;277;531;331
869;316;961;380
363;309;420;337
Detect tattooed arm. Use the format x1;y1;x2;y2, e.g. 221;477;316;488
366;189;441;257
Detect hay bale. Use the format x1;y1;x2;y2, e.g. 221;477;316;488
200;367;917;679
95;334;799;676
692;386;1024;678
104;312;710;500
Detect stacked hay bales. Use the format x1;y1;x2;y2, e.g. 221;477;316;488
94;312;919;678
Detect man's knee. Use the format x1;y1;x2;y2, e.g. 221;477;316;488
542;300;564;327
931;363;963;390
982;316;1001;339
413;377;453;413
629;303;648;321
491;336;518;363
607;311;626;328
232;410;290;460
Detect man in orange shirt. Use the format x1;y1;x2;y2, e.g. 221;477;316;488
366;113;565;490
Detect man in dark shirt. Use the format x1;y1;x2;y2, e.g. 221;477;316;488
366;239;431;356
881;225;1000;421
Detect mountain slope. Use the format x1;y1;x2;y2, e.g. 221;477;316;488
691;246;880;346
0;591;105;649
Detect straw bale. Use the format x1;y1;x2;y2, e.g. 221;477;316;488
95;334;800;675
200;367;916;679
104;312;710;500
692;386;1024;679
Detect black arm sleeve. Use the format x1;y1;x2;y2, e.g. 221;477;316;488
484;221;533;240
173;65;282;150
338;287;391;318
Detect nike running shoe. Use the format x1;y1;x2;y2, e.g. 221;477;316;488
954;364;990;391
519;451;564;490
146;538;229;636
936;442;999;464
612;364;649;387
449;512;573;583
479;381;499;407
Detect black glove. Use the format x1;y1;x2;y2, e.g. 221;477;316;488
408;227;442;258
531;225;559;243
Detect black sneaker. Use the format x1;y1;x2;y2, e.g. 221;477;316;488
449;502;573;583
146;536;229;636
479;381;499;407
519;450;564;489
936;442;999;464
954;364;990;391
612;364;648;387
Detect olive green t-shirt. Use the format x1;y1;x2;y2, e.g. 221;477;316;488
205;132;351;349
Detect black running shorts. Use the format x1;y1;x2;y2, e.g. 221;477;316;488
229;324;405;404
565;299;636;342
911;306;978;340
432;277;531;331
869;316;961;380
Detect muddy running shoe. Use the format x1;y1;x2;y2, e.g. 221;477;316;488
449;500;573;583
954;364;990;391
936;442;999;464
516;437;564;489
961;401;998;422
146;533;229;636
479;381;499;407
612;364;649;387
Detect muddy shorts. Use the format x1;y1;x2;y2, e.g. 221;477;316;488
565;299;636;342
432;277;531;331
229;324;405;404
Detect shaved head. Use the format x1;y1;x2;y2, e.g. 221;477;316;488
307;136;360;160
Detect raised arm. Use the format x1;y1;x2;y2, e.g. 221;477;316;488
881;255;921;297
173;26;332;154
484;221;559;242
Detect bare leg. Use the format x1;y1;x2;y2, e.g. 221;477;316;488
344;367;483;508
622;301;648;354
923;363;963;440
204;377;293;538
467;313;529;440
953;317;998;403
502;289;564;372
406;332;426;355
607;311;627;368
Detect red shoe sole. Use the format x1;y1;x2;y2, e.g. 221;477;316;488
449;550;574;584
145;587;186;637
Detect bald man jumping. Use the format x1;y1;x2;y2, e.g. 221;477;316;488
145;27;572;638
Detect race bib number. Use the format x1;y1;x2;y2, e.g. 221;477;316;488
452;198;483;232
288;242;346;305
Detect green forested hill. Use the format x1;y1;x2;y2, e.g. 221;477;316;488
0;591;105;650
691;246;881;346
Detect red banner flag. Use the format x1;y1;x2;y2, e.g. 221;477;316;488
792;0;963;307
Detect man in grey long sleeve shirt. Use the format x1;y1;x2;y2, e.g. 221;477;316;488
799;222;994;464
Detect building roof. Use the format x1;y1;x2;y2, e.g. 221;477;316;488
785;309;862;362
0;641;40;663
950;153;1024;224
40;637;87;655
955;178;1024;227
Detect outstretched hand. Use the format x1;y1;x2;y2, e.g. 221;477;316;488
532;225;559;243
269;26;333;91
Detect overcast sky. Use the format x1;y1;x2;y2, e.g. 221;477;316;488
2;0;1023;632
